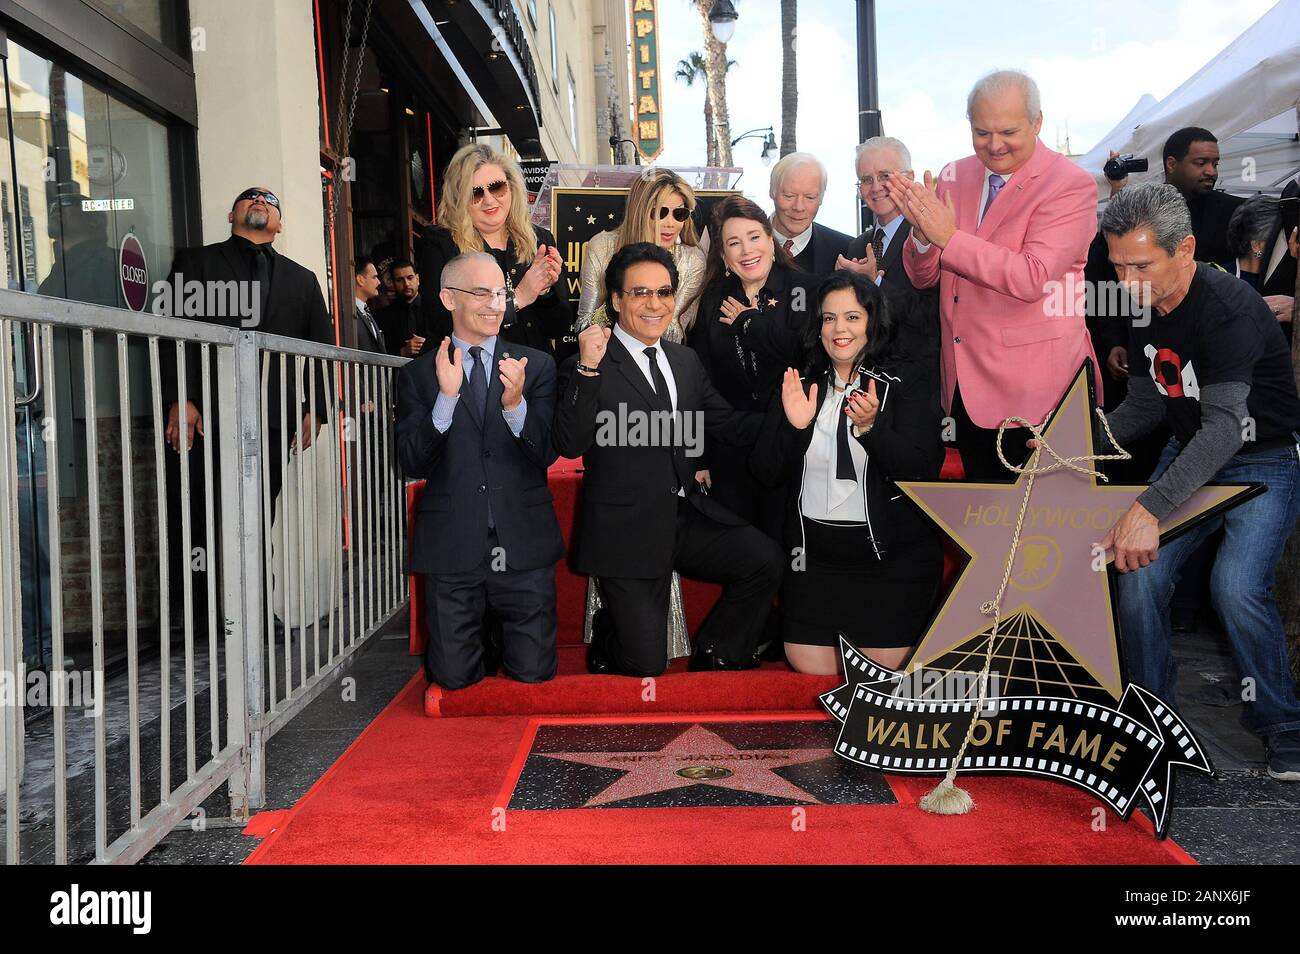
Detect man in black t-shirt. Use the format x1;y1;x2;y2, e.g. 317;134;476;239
1097;183;1300;779
1098;183;1300;781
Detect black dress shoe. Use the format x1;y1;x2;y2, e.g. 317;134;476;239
688;646;762;672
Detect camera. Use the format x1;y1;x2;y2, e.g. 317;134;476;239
1103;154;1148;181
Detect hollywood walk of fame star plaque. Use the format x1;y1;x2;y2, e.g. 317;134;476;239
820;363;1262;837
505;719;897;811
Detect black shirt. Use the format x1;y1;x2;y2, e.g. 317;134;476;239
1129;262;1300;446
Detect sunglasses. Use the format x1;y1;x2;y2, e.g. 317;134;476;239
471;179;510;204
656;206;691;222
236;188;280;208
622;286;676;300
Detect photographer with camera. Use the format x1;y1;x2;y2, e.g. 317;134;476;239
1104;127;1244;268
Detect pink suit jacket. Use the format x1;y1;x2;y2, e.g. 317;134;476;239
903;139;1102;429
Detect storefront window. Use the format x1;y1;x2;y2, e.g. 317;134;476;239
5;39;177;306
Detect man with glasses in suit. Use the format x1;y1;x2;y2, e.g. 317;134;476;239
397;252;563;689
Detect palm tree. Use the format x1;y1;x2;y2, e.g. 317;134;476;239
676;52;736;166
780;0;797;157
675;53;716;166
692;0;734;167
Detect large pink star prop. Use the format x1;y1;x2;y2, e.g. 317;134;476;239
897;366;1257;700
542;723;832;807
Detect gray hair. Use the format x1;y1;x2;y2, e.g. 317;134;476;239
1100;183;1193;255
855;136;913;173
769;152;828;200
440;251;501;289
966;69;1042;122
1226;195;1281;258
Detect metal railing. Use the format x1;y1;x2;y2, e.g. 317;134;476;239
0;288;408;864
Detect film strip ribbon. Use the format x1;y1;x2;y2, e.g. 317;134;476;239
821;639;1212;838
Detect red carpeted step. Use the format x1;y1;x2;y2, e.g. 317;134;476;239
424;646;839;717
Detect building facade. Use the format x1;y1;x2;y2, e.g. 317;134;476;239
0;0;633;668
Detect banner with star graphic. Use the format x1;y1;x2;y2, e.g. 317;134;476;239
821;363;1262;838
550;185;739;314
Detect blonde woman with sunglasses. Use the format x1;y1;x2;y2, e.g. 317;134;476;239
416;144;572;357
576;168;706;343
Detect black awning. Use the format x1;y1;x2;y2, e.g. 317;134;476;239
419;0;544;157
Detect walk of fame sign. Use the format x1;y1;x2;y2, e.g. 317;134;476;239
820;364;1261;837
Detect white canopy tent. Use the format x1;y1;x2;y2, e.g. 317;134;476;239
1077;0;1300;197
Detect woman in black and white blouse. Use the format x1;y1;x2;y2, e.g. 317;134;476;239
751;272;945;674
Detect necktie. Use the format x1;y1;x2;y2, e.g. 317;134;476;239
782;238;795;256
362;304;385;351
982;174;1006;220
871;227;886;264
467;345;488;413
835;391;857;481
251;243;271;326
644;346;672;412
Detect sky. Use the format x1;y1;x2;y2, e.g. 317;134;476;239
652;0;1280;235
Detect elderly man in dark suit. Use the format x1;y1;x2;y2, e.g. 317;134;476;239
397;252;563;689
554;242;783;676
840;136;941;368
768;152;853;277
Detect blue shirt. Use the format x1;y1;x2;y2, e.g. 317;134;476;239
430;334;528;436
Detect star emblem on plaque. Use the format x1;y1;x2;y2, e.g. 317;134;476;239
821;364;1260;837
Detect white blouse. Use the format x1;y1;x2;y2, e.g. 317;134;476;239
800;373;869;523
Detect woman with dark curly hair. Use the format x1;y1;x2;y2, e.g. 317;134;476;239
751;271;945;673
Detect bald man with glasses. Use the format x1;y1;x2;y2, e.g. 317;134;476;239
397;252;564;690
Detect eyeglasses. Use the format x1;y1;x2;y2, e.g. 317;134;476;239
470;179;510;204
236;188;281;208
621;286;676;300
857;172;899;188
656;206;692;222
445;286;511;303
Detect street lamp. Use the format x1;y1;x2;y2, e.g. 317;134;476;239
708;0;738;44
609;136;641;166
731;126;777;166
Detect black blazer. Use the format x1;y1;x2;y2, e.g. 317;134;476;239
846;219;918;293
355;303;387;355
688;264;822;414
161;236;334;428
553;333;762;578
376;296;424;356
791;221;854;277
845;223;941;369
1260;178;1299;298
415;224;573;358
1188;189;1246;270
750;354;944;558
396;339;563;575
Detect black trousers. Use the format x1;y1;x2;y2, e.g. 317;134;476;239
422;529;557;690
597;498;784;676
951;385;1031;483
165;424;291;625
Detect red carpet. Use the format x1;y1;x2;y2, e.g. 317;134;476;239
243;675;1196;865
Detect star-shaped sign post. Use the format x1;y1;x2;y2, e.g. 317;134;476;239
897;364;1259;700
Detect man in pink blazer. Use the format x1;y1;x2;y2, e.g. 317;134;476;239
885;70;1101;480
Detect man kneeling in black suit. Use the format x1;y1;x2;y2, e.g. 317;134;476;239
554;242;784;676
397;252;564;689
